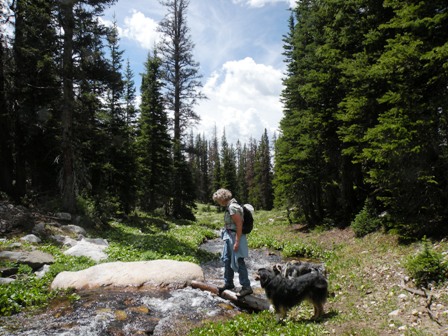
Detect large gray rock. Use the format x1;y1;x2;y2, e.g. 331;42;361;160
63;238;108;262
20;234;41;244
0;202;34;234
51;260;204;290
0;250;55;270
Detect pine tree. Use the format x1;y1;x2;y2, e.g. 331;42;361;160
209;126;221;194
0;5;15;196
252;129;273;210
220;130;237;195
12;0;60;200
236;140;249;203
123;59;138;130
136;50;172;212
157;0;206;219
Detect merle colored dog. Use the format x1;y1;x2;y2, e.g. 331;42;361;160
273;260;327;279
255;268;328;321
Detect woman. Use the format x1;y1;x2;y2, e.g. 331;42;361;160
212;188;253;297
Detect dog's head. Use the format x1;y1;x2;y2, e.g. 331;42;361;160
255;268;276;287
272;263;282;275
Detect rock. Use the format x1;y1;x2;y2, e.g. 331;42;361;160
32;222;46;235
63;238;108;262
50;234;67;245
55;212;72;221
0;278;15;284
389;309;400;316
20;234;41;244
0;202;34;234
35;264;51;278
63;224;86;236
51;260;205;290
0;250;55;270
83;237;108;246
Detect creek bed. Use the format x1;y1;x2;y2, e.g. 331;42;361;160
0;238;283;336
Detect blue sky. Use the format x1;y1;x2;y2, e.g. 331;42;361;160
103;0;295;144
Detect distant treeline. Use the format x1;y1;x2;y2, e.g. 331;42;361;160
274;0;448;238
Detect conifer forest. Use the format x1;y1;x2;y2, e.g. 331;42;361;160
1;0;447;239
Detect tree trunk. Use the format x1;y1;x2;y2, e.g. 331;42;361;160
190;280;271;312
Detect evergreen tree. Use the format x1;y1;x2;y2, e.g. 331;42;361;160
0;5;15;196
209;126;221;194
136;50;172;212
220;130;237;195
123;59;138;130
236;140;249;203
12;0;60;200
252;129;273;210
357;0;448;235
157;0;205;219
245;138;257;206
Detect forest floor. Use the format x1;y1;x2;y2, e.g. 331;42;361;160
285;225;448;335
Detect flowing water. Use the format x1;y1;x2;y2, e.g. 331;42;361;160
0;238;283;336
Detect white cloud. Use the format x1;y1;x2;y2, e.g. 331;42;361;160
232;0;296;8
119;10;161;49
195;57;284;144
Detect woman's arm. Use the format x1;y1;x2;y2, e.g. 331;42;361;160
231;212;243;252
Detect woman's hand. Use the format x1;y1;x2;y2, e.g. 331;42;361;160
233;240;240;252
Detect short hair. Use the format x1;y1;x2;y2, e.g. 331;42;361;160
213;188;232;202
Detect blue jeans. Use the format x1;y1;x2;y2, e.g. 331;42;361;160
222;239;251;288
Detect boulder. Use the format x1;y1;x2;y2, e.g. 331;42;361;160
0;202;34;235
0;250;55;270
51;260;204;290
55;212;72;221
63;238;108;262
20;234;41;244
63;224;86;236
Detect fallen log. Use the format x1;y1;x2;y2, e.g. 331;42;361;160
190;280;271;312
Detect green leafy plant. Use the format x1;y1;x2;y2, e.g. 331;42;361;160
189;311;325;336
404;238;448;287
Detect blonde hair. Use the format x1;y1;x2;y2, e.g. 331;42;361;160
212;188;232;202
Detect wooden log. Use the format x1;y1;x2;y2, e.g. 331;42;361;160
190;280;271;312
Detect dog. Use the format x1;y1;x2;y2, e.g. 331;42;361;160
255;268;328;321
273;260;327;279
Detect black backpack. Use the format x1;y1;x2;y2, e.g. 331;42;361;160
241;204;254;234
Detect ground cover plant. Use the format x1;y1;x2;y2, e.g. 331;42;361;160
1;204;447;335
191;206;448;336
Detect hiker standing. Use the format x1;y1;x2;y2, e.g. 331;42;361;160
212;188;253;297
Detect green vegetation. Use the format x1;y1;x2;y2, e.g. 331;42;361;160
404;238;448;287
189;311;325;336
1;206;448;335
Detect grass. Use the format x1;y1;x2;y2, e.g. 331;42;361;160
1;204;448;335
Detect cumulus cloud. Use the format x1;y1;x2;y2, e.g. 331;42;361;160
119;9;161;49
232;0;296;8
195;57;284;144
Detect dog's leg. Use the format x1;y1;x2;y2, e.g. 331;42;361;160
312;302;324;320
274;305;287;323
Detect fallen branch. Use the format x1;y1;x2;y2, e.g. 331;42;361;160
190;280;270;312
400;280;442;326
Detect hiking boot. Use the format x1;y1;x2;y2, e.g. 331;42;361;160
218;284;235;294
237;287;253;298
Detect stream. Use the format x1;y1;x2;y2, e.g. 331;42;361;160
0;238;283;336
